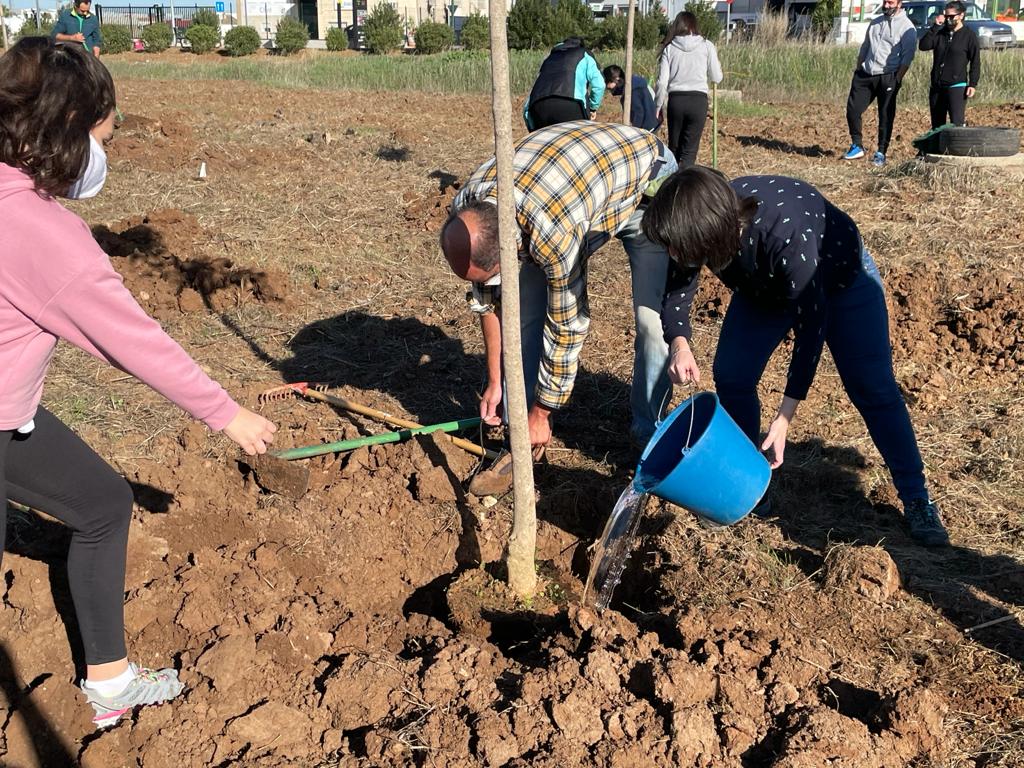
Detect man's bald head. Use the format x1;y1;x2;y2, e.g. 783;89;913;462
440;200;501;283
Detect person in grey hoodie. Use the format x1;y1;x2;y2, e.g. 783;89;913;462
844;0;917;166
655;11;723;167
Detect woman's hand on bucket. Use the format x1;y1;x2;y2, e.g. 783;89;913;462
668;337;701;385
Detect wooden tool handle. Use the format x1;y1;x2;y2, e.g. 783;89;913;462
303;389;497;459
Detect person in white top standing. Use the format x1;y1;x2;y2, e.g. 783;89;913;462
655;11;723;167
844;0;918;166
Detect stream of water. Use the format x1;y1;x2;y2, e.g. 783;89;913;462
583;481;650;613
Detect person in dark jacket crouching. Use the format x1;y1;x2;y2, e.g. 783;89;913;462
919;0;980;128
641;166;951;548
602;65;660;132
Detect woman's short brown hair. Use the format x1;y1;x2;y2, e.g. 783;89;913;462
642;166;758;273
0;39;116;197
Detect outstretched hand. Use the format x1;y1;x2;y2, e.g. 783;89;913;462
223;407;277;456
761;414;789;469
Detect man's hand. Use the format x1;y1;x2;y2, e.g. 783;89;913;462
668;337;701;385
223;407;278;456
93;46;101;56
527;403;552;448
966;86;976;98
72;32;85;42
480;381;503;426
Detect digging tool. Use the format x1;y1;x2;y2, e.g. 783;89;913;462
250;417;480;498
274;418;482;460
258;382;498;460
251;452;310;499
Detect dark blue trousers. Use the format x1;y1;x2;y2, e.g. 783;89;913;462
712;251;928;504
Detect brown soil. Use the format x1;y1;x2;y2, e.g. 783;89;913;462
91;208;289;318
1;82;1022;767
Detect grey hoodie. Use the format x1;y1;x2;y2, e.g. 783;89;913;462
656;35;724;108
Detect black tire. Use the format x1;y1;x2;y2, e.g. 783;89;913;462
939;126;1021;157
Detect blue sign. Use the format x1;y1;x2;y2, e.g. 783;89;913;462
215;1;225;11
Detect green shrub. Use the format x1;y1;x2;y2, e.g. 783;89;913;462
325;25;348;51
191;8;220;28
140;22;173;52
592;14;625;49
811;0;842;39
548;0;595;47
223;24;262;55
186;22;219;53
364;2;403;54
274;17;309;54
100;24;132;54
414;20;452;54
684;0;722;42
459;11;489;50
17;14;54;38
508;0;551;49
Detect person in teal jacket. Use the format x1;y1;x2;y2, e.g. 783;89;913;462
52;0;103;57
523;37;604;131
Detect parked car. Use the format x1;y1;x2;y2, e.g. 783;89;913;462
900;2;1016;49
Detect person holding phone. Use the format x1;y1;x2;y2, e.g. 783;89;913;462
919;0;981;128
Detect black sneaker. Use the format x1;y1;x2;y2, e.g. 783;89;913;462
904;498;950;547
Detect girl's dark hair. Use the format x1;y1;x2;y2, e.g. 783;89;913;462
642;166;758;273
659;11;699;50
0;38;116;197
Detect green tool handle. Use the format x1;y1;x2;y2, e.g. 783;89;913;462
274;418;482;461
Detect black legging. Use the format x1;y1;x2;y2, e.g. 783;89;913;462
528;96;588;131
929;85;968;128
666;91;709;167
1;407;133;665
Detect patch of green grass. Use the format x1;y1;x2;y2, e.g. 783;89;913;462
104;46;1024;105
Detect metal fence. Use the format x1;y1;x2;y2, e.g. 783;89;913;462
94;5;216;38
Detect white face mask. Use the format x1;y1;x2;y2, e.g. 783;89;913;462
66;133;108;199
482;272;502;287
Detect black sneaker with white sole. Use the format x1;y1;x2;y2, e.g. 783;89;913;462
904;498;950;547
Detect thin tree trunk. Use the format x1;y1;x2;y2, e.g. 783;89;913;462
1;3;9;51
489;0;537;598
623;0;636;125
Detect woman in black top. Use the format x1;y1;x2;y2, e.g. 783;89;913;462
642;167;950;547
919;0;980;128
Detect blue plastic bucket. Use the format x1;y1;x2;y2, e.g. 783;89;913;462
635;392;771;526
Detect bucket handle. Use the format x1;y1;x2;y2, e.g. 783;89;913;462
657;383;700;457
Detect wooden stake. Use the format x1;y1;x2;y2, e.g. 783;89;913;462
1;3;9;51
489;0;537;598
622;0;636;126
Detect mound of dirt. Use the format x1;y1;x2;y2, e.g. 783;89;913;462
109;113;204;172
91;209;288;319
404;183;460;233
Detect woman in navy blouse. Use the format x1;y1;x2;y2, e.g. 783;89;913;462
642;166;949;546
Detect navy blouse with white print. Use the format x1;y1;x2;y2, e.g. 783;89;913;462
661;175;863;401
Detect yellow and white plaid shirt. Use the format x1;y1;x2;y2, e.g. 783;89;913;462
453;120;661;410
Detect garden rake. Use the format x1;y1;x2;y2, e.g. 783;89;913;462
258;382;498;460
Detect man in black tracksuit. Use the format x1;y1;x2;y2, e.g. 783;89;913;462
919;0;980;128
523;37;605;131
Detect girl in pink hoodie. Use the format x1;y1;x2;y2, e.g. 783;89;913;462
0;39;277;728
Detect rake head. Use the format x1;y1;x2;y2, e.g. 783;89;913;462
257;382;328;404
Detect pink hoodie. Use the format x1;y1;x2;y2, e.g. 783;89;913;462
0;164;239;431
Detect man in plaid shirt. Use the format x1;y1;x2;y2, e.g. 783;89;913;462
441;121;676;494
